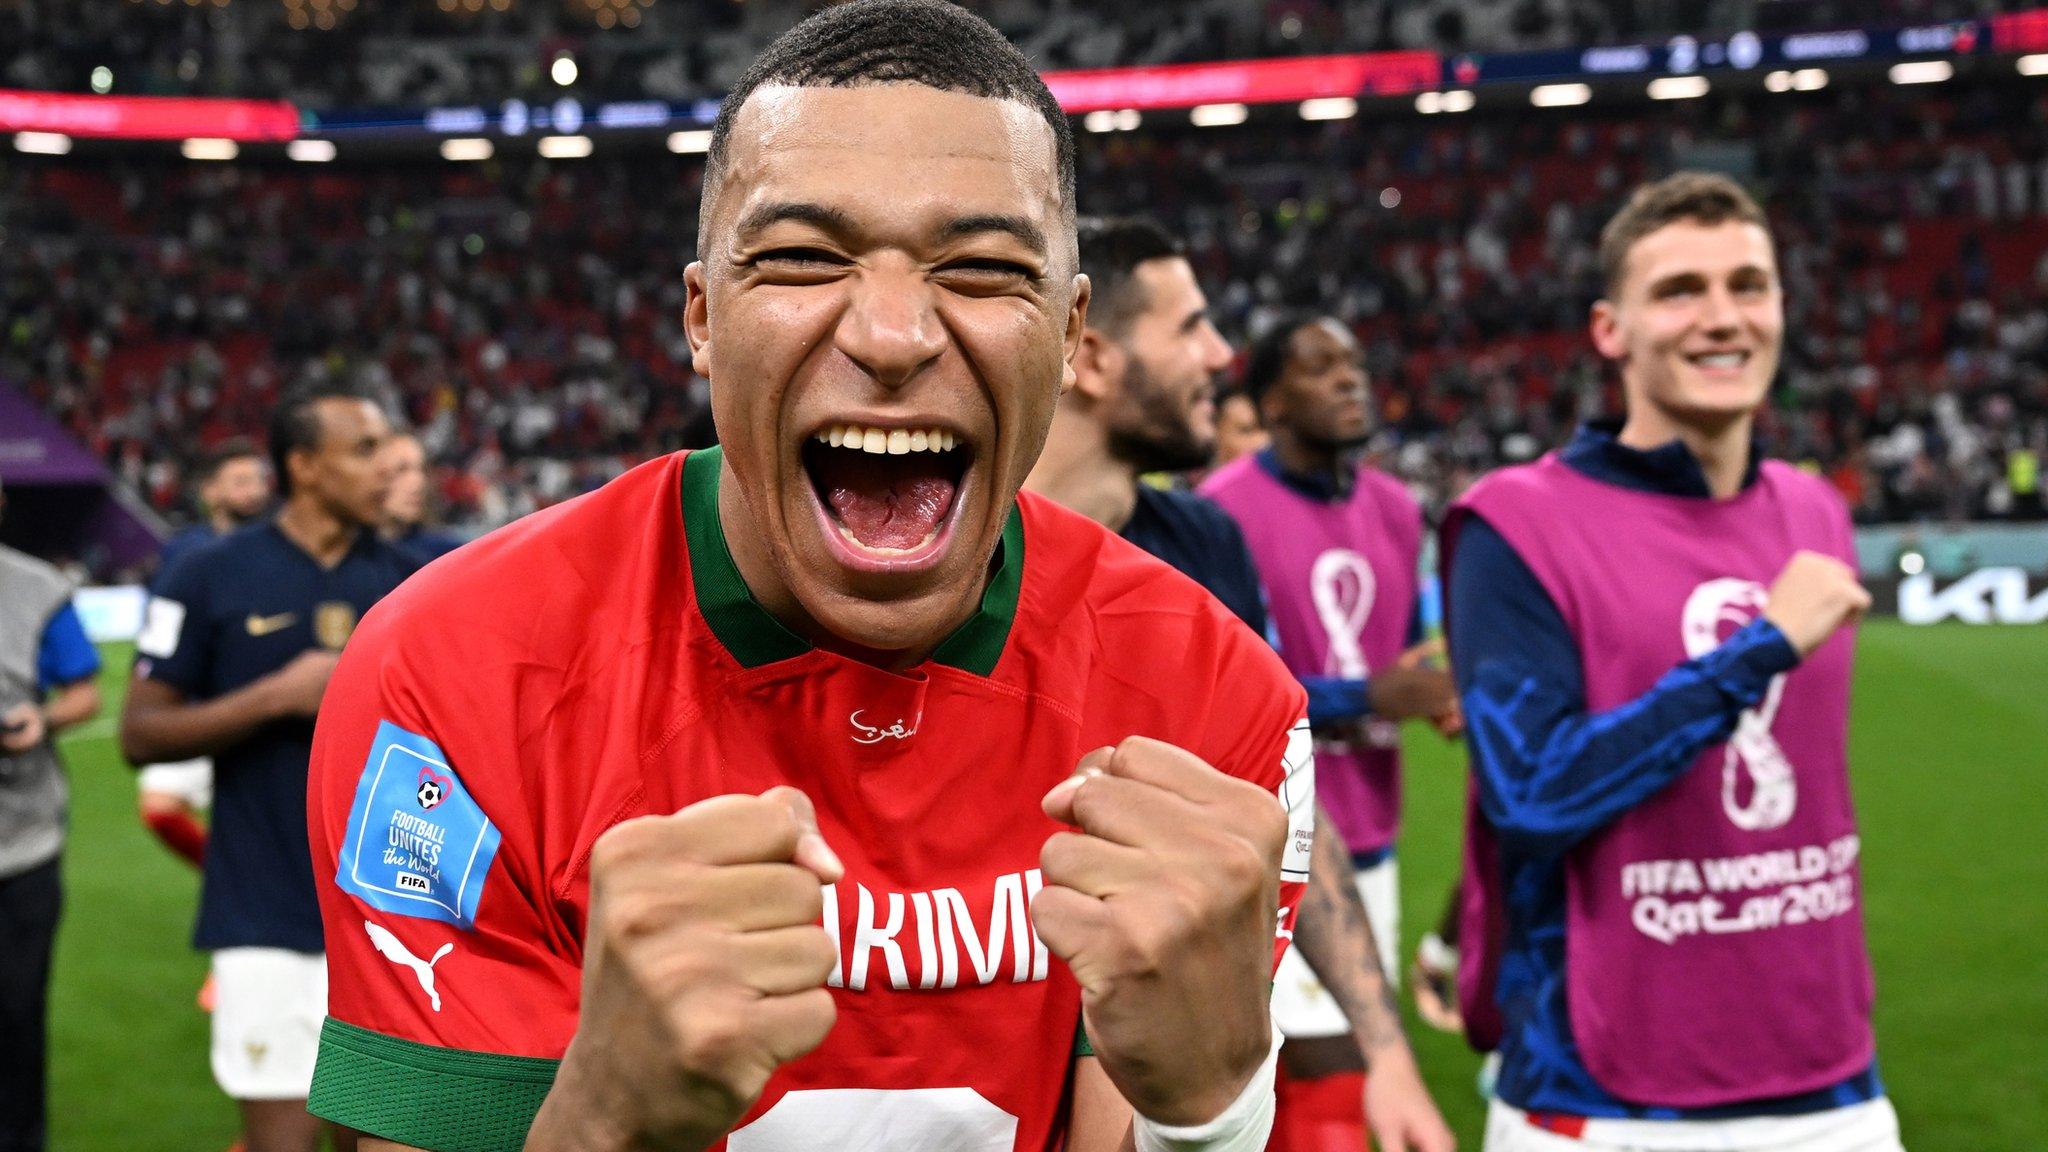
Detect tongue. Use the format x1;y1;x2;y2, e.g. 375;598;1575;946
814;450;958;551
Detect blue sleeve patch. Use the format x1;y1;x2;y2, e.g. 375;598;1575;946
336;720;502;930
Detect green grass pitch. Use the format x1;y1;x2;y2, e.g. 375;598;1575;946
47;622;2047;1149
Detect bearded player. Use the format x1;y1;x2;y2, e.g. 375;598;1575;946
1027;215;1452;1152
1444;173;1897;1151
304;4;1311;1151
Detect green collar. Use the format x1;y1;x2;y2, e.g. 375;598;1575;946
680;446;1023;676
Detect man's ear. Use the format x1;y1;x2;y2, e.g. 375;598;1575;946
1059;273;1091;397
684;261;712;378
1070;328;1125;405
1590;297;1627;363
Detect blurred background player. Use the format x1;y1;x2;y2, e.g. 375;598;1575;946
376;432;463;565
1211;387;1269;472
0;477;104;1152
1444;173;1893;1152
157;441;275;575
136;438;273;870
119;382;415;1152
1027;214;1455;1152
1200;312;1463;1135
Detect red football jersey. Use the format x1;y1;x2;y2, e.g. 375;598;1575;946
306;448;1311;1151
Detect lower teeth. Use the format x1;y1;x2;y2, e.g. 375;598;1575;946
836;521;941;556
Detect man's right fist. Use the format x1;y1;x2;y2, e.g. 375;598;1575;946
532;788;843;1151
1763;551;1871;658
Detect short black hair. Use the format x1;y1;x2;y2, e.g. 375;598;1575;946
269;382;382;497
193;437;263;485
702;0;1075;250
1242;310;1323;404
1077;215;1185;336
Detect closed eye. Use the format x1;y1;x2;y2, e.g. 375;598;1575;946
933;258;1037;294
753;246;851;268
944;258;1034;275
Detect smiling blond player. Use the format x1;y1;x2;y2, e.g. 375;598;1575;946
303;4;1314;1151
1444;173;1896;1152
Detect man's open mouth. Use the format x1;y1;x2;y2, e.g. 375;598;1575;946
801;422;974;565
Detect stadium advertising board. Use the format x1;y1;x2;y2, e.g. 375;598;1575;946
17;7;2046;143
0;89;298;140
1042;51;1441;113
1895;569;2048;626
1448;19;1988;84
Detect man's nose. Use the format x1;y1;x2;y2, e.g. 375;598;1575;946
836;268;947;391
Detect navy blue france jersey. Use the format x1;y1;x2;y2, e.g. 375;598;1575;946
136;520;418;952
1120;483;1270;638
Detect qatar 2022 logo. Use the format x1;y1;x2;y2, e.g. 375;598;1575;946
1682;578;1796;832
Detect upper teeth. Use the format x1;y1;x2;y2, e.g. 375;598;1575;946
1695;353;1746;368
815;424;957;455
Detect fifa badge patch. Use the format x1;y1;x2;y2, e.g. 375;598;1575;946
336;720;501;929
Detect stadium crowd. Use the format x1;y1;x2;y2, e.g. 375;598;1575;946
5;77;2047;579
2;0;2032;108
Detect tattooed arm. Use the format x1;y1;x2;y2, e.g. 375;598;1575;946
1290;808;1454;1152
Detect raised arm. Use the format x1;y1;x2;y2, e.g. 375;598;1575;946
1450;518;1862;860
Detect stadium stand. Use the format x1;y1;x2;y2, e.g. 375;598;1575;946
3;0;2035;105
9;80;2046;576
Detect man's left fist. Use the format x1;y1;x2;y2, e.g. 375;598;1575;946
1032;736;1286;1126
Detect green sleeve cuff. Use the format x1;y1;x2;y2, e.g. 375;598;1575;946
309;1017;560;1151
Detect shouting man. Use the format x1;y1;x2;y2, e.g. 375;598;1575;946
305;4;1312;1151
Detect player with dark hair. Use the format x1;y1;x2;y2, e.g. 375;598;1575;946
1444;172;1898;1151
1212;387;1267;470
1027;216;1257;621
377;433;463;564
162;440;275;573
136;437;274;870
1028;215;1454;1152
120;381;415;1152
1200;312;1462;1130
307;4;1309;1151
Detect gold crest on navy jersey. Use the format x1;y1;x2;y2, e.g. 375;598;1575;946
315;601;359;651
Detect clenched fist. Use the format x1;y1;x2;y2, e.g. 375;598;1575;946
1033;737;1286;1127
1763;551;1871;657
529;788;844;1151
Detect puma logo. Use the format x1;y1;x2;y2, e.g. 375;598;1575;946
364;921;454;1012
245;612;298;637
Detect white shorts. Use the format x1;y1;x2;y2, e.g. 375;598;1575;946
1271;855;1400;1039
1484;1098;1905;1152
138;758;213;809
210;948;327;1101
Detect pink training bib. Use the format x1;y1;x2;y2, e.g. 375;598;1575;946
1203;458;1421;856
1448;454;1875;1107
